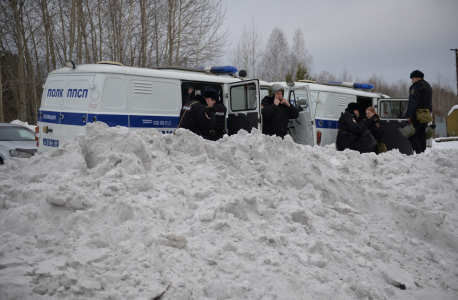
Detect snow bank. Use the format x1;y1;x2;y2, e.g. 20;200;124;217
1;123;457;300
9;119;36;131
448;104;458;117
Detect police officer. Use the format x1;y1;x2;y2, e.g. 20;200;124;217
181;82;194;106
336;102;364;151
261;84;299;138
405;70;432;154
177;89;217;139
209;93;227;141
364;107;386;154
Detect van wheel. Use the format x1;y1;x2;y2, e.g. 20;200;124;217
0;157;3;165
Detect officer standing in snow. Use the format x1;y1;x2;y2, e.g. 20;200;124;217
336;102;364;151
261;84;299;138
177;88;217;139
405;70;433;154
209;92;227;141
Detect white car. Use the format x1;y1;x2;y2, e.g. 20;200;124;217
0;122;37;165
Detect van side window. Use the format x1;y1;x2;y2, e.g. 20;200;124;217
230;82;257;111
130;80;178;112
103;78;125;109
325;93;337;116
289;89;309;112
380;101;408;119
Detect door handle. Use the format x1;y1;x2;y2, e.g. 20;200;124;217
93;116;97;122
59;115;64;119
83;115;86;122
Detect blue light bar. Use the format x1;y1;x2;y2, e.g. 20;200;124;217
210;66;238;75
353;83;374;90
328;81;374;90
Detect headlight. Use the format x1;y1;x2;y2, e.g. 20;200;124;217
9;150;34;158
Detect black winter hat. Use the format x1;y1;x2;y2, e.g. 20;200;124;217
202;88;219;102
410;70;424;79
347;102;361;111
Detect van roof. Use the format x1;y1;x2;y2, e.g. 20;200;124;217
268;81;389;98
50;64;245;84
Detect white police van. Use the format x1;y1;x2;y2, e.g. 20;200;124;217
265;81;414;154
36;62;263;152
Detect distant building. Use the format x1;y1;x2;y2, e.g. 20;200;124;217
447;105;458;136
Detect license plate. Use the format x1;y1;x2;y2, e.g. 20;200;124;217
43;138;59;147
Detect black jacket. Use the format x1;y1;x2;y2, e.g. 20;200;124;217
261;96;299;138
405;80;432;120
363;115;385;143
336;109;364;151
178;94;215;139
208;102;227;141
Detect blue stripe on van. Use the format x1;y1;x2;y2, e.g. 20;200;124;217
88;114;129;127
315;118;340;129
129;115;180;128
60;112;87;126
38;110;60;124
39;110;179;129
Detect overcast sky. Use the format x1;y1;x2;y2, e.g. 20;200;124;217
222;0;458;90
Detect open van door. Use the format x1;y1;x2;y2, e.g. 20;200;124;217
227;80;260;135
286;86;316;146
377;98;413;155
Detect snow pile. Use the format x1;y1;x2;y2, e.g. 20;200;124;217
9;119;36;132
448;105;458;117
1;122;457;300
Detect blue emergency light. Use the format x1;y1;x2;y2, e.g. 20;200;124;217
353;83;374;90
210;66;238;75
196;65;238;75
328;81;374;90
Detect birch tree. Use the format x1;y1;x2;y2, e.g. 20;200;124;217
260;27;289;82
229;17;263;78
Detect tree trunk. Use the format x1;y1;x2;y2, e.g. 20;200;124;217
59;0;67;61
45;2;56;70
98;0;103;62
0;57;3;123
77;0;83;64
175;0;182;65
41;0;50;73
69;0;76;61
10;0;27;121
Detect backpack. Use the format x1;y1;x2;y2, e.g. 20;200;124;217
354;125;377;153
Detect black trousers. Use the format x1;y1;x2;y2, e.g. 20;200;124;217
408;119;427;153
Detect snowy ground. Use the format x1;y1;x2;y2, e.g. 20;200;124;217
1;122;457;300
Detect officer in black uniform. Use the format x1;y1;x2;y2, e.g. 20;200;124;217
336;102;364;151
364;107;386;153
261;84;299;138
181;82;194;106
405;70;432;154
210;97;227;141
177;89;217;139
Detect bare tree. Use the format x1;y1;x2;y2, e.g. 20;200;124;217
287;28;313;79
10;0;27;121
260;27;289;82
229;16;263;78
